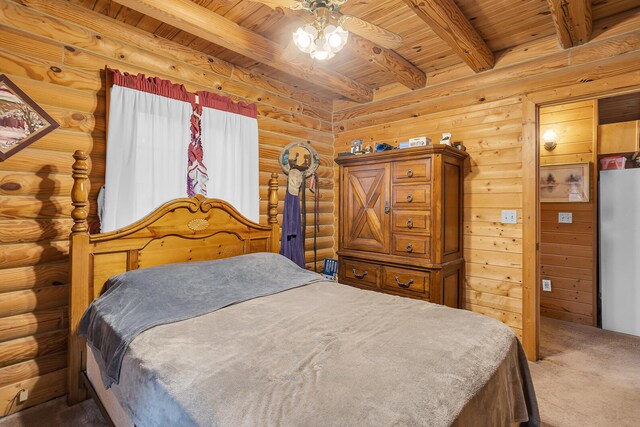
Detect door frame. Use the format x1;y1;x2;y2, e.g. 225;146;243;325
521;84;640;361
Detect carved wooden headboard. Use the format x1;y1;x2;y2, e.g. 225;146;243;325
67;150;279;404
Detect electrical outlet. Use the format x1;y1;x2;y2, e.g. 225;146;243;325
542;279;552;292
558;212;573;224
501;210;518;224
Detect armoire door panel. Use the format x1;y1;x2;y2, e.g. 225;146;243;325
343;164;390;253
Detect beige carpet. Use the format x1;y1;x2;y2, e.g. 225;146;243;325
529;317;640;427
0;396;107;427
1;317;638;426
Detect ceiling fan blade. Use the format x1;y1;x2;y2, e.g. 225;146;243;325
338;15;403;50
281;38;301;61
253;0;300;8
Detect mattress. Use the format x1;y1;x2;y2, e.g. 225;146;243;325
87;346;134;427
86;281;537;426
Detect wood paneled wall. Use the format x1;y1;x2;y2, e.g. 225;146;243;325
335;98;526;337
0;0;333;414
539;101;597;326
333;11;640;342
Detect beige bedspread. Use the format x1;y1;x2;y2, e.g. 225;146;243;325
109;282;538;426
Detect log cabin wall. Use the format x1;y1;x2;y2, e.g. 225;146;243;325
333;10;640;340
0;0;334;414
539;101;598;326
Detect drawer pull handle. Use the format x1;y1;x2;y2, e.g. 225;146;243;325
395;277;414;288
352;269;368;279
406;194;413;202
406;243;413;253
406;169;413;178
406;218;413;229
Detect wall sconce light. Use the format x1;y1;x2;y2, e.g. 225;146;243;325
542;129;557;151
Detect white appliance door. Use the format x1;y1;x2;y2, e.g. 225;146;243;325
600;169;640;336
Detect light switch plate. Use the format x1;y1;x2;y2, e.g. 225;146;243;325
558;212;573;224
501;210;518;224
542;279;552;292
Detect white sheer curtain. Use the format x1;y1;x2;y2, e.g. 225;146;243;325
101;85;192;232
201;107;259;222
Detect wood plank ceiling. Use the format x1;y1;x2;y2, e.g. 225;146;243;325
74;0;640;100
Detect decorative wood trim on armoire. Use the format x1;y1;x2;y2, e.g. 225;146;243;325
336;146;468;308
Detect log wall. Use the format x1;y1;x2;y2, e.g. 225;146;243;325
0;0;334;415
333;9;640;341
539;101;598;326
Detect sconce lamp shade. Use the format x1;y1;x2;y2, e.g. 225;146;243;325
542;129;558;151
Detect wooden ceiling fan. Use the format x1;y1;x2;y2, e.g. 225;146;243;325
254;0;403;51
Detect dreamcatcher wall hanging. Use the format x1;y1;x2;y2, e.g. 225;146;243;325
278;141;320;270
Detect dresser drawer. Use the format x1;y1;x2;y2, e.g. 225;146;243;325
393;211;431;234
393;185;431;209
340;258;381;289
393;158;431;183
382;266;430;297
392;234;431;259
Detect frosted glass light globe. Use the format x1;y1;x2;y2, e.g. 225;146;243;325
542;129;557;143
325;25;348;51
293;25;318;53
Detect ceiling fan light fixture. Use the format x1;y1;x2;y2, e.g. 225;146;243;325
292;21;348;60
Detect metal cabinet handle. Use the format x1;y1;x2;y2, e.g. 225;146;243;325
406;243;413;253
384;201;390;214
406;194;413;202
352;269;368;279
406;169;413;178
406;218;413;229
395;276;414;288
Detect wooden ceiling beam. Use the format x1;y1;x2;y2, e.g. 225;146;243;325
402;0;494;73
546;0;592;48
112;0;373;102
346;34;426;90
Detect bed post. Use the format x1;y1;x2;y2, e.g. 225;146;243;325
268;172;279;253
68;151;90;405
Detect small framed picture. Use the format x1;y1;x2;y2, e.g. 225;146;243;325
350;139;363;154
0;75;59;161
540;162;590;203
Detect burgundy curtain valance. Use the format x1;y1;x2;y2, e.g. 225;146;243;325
107;68;258;118
108;67;195;103
197;91;258;119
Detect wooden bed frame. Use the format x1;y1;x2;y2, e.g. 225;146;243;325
67;150;280;406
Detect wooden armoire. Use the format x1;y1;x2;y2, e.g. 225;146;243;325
335;145;468;308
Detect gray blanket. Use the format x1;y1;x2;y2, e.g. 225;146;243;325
105;282;539;427
79;252;324;388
